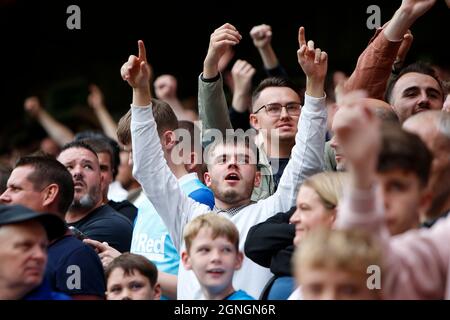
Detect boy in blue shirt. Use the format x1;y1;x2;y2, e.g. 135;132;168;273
181;213;254;300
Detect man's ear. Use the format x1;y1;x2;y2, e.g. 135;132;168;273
249;114;260;130
181;251;193;270
234;251;244;271
204;171;212;188
153;283;162;300
163;131;177;151
419;188;433;220
253;170;261;188
42;184;59;208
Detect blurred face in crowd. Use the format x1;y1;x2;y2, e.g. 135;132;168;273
0;165;46;211
97;152;114;200
0;221;48;299
403;115;450;217
57;147;102;212
390;73;444;123
116;151;135;190
250;87;301;144
290;185;336;245
182;227;242;299
106;268;161;300
377;169;429;235
298;265;378;300
204;143;260;208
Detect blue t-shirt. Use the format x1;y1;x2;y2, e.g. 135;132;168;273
226;290;255;300
24;277;71;300
131;173;214;275
46;235;106;297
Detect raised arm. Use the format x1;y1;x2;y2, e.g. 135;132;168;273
249;24;288;78
24;96;75;147
198;23;241;142
344;0;436;100
258;26;328;217
333;90;450;299
88;84;119;141
122;41;208;251
230;59;256;113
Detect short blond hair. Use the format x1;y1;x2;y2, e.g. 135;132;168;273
183;213;239;253
302;172;348;210
293;228;382;280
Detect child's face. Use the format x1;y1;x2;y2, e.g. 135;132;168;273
182;227;243;296
298;265;379;300
377;169;430;235
289;186;336;246
106;268;161;300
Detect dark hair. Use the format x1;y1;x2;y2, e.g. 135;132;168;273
15;155;74;215
385;62;445;104
177;120;201;151
60;140;99;160
378;123;432;186
105;253;158;287
117;99;179;146
74;131;120;180
0;163;12;194
252;77;301;110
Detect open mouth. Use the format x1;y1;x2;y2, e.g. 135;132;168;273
225;173;240;181
207;268;225;276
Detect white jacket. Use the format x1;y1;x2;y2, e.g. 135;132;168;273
131;94;327;299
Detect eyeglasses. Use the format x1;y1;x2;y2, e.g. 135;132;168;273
253;102;302;117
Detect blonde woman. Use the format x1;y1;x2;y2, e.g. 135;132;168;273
245;171;347;300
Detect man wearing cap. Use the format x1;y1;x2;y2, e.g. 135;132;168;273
0;204;67;299
0;155;106;299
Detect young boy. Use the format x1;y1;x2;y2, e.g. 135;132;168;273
181;213;254;300
292;228;382;300
105;253;161;300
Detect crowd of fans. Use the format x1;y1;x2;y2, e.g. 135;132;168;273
1;0;450;300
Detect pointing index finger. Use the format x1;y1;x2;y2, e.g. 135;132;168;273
138;40;147;62
298;26;306;47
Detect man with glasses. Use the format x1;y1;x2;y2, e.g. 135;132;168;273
198;26;309;200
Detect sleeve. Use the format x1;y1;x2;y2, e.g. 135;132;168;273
229;107;251;131
244;209;295;269
335;184;450;299
264;64;289;79
344;28;402;100
55;245;106;297
188;188;215;210
198;73;233;146
131;103;210;252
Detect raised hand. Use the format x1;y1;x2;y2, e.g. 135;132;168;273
24;96;43;117
203;23;242;78
83;238;121;269
399;0;436;20
297;26;328;97
297;26;328;81
87;84;105;109
332;90;381;187
120;40;152;90
249;24;272;49
231;60;256;96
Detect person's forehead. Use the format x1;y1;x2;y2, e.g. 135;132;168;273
58;147;98;163
394;72;442;93
9;165;35;183
211;143;255;157
0;220;47;241
254;86;300;105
